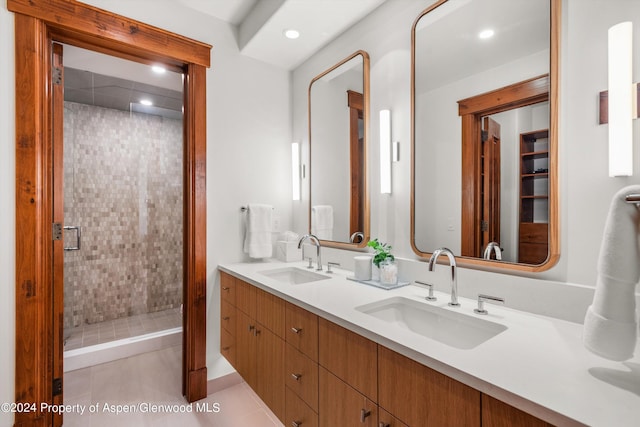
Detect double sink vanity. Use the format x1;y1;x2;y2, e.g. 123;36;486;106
219;260;640;427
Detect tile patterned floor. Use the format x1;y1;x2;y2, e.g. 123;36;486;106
64;308;182;351
63;345;283;427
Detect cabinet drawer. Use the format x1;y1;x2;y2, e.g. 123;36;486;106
286;386;318;427
220;271;236;305
379;408;408;427
220;299;236;334
257;288;285;339
236;279;257;317
318;318;377;401
286;302;319;361
378;345;480;427
285;343;319;412
220;327;236;368
319;367;377;427
482;394;554;427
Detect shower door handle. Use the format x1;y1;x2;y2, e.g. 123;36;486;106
64;226;81;251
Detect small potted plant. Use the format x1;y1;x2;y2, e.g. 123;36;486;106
367;239;397;285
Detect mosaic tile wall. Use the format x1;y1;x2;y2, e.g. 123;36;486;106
63;102;183;329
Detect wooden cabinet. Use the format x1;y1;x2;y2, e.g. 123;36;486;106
220;271;236;305
318;318;377;401
220;272;237;368
235;310;257;389
222;274;285;423
255;324;285;419
519;129;549;264
378;345;480;427
286;387;319;427
220;270;556;427
236;278;256;316
318;319;378;427
379;408;408;427
286;343;319;412
285;302;320;426
482;395;554;427
257;288;285;338
286;302;319;361
220;326;236;367
319;367;378;427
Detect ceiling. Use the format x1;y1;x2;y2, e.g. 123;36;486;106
177;0;387;70
64;0;387;115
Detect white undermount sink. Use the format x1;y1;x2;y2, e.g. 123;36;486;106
355;296;507;350
258;267;330;285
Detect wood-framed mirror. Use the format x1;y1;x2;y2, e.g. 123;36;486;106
308;50;370;249
410;0;559;272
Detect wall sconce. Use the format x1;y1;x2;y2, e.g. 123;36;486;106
602;22;637;177
380;110;392;194
291;142;301;201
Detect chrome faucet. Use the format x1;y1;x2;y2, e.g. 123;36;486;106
428;247;459;307
350;231;364;243
298;234;322;271
483;242;502;261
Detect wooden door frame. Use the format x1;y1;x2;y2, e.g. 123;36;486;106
457;75;549;259
347;89;364;240
9;1;211;426
481;116;501;258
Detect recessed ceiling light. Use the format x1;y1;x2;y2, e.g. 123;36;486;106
152;65;166;74
478;29;495;39
140;99;153;106
283;29;300;40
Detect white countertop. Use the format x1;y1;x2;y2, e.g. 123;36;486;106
218;260;640;427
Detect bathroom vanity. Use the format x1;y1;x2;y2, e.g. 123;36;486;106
218;261;640;427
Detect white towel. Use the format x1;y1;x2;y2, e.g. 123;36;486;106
311;205;333;240
583;185;640;361
243;204;273;259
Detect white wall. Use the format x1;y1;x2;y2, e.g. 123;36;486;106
292;0;640;320
0;1;291;417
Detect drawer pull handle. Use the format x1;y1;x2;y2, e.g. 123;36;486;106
222;316;230;320
360;409;371;423
292;422;302;427
222;287;230;291
222;346;230;351
291;373;302;381
379;423;390;427
248;325;255;332
291;327;302;334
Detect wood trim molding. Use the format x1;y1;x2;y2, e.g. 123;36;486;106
458;75;549;258
11;1;210;425
182;63;208;402
7;0;211;68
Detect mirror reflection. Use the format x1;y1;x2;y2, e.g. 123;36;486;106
412;0;557;267
309;51;369;247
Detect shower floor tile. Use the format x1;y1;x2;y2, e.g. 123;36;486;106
64;307;182;351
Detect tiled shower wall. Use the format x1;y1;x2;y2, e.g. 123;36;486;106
63;102;183;329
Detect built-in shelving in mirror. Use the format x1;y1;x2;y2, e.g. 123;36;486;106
411;0;559;272
309;51;370;248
